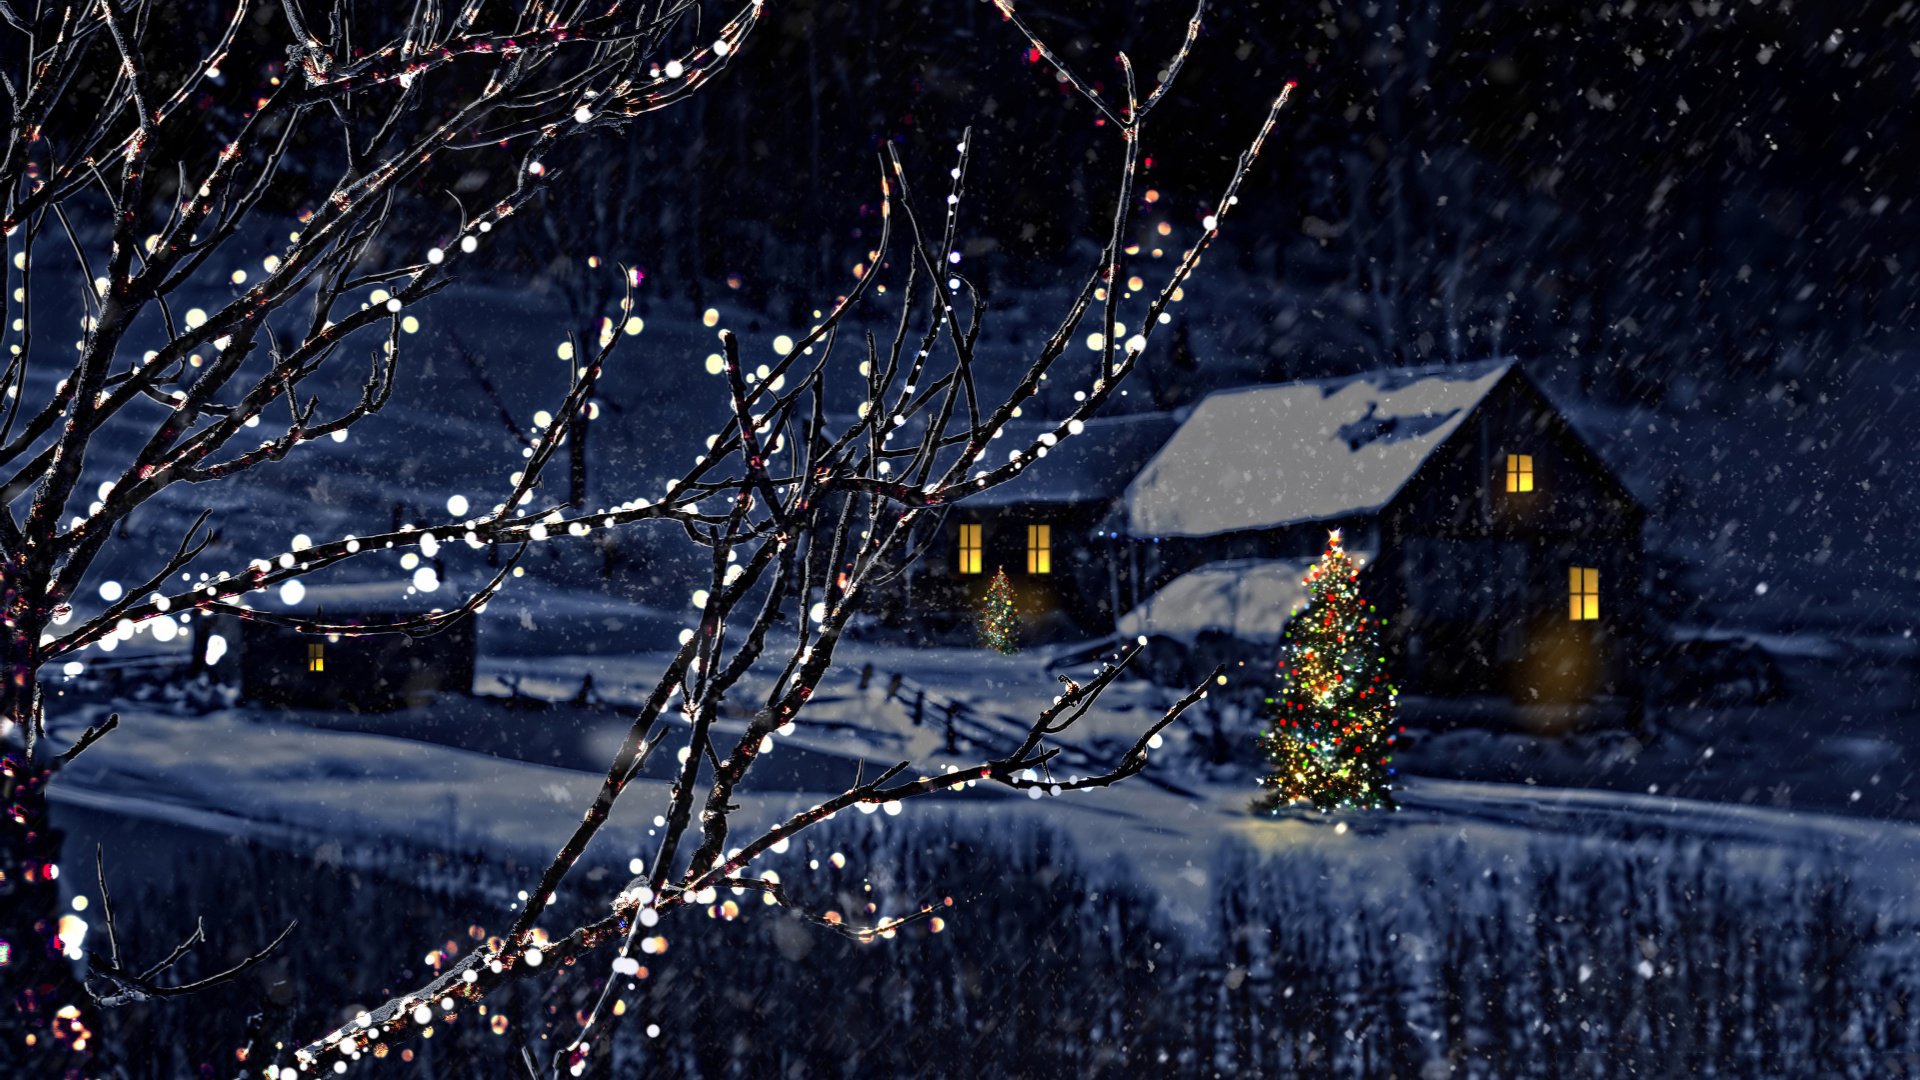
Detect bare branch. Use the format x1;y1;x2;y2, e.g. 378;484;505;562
717;876;949;943
82;854;297;1009
49;712;119;771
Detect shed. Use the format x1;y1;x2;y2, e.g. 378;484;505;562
194;580;477;711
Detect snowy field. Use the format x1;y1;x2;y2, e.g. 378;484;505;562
43;636;1920;1076
46;632;1920;931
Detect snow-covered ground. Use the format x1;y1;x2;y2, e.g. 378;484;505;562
44;635;1920;935
20;242;1919;1070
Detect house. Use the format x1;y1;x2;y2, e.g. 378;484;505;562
192;581;477;711
888;411;1181;640
1115;359;1646;706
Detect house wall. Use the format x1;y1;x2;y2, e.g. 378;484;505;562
1377;375;1645;703
883;503;1119;642
194;613;476;712
1128;518;1385;610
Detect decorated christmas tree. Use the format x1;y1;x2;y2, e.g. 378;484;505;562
977;567;1019;655
1253;530;1399;812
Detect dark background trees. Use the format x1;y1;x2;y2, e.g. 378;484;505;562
42;0;1911;411
502;0;1918;410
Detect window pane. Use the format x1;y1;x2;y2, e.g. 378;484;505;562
1567;565;1600;621
959;524;982;574
1027;524;1051;574
1507;454;1535;492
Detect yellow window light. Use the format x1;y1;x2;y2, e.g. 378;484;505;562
307;641;326;672
1506;453;1534;493
1569;566;1599;621
1026;524;1051;575
958;524;983;575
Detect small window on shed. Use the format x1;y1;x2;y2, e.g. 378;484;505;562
307;641;326;672
1568;567;1599;621
1506;454;1535;493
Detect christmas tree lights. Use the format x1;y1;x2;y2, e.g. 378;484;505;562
977;567;1019;655
1253;530;1399;813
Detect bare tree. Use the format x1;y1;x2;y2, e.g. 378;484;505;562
0;0;770;1065
289;6;1293;1073
0;0;1294;1073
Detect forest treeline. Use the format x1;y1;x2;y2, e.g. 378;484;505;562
507;0;1918;409
90;813;1920;1076
35;0;1916;407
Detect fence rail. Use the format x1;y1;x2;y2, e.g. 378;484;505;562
853;660;1199;798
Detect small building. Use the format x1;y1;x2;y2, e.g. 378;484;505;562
889;411;1180;641
193;581;476;711
1116;360;1646;705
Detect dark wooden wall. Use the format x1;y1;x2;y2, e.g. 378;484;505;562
881;503;1122;642
194;613;476;712
1376;374;1645;702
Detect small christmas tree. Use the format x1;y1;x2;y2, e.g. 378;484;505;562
977;567;1019;655
1254;530;1398;813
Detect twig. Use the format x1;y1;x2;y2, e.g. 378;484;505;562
50;712;119;771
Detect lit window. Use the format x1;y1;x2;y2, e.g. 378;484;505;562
958;524;983;575
1027;524;1052;575
1506;454;1535;493
1569;567;1599;621
307;642;325;672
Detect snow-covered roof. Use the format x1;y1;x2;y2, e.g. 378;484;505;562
1116;554;1373;645
1122;360;1514;537
259;579;468;617
966;411;1181;508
